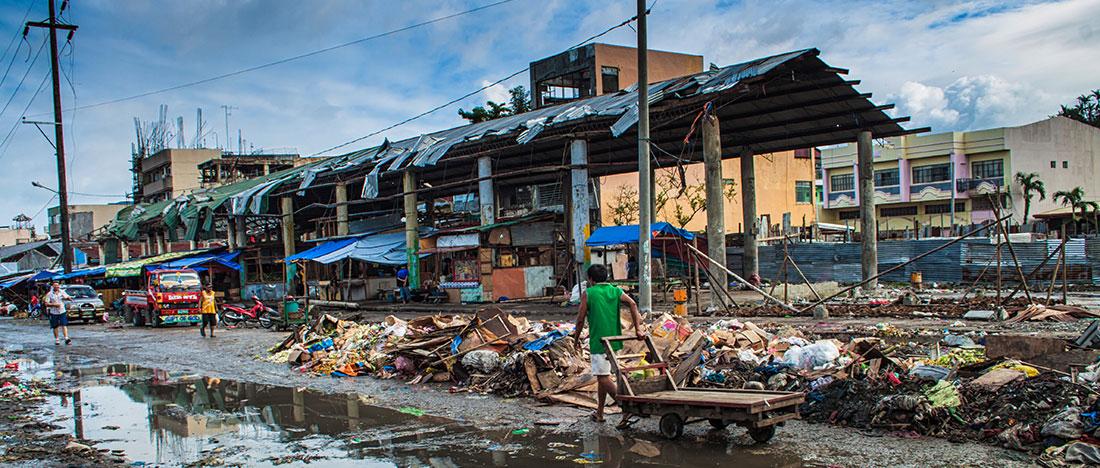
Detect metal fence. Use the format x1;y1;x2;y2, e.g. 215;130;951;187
754;237;1097;286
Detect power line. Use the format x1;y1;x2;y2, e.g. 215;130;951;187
0;70;50;159
310;11;646;157
0;0;37;90
33;0;518;116
0;36;45;120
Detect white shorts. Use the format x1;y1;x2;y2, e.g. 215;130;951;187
590;353;612;376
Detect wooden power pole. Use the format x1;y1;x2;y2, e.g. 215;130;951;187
27;0;77;273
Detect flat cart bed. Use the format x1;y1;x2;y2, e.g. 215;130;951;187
602;335;805;441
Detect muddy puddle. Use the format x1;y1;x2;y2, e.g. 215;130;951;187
16;356;808;467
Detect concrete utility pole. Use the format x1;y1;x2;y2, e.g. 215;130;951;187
702;113;727;308
335;181;349;236
27;0;77;273
857;130;878;289
741;149;758;280
403;170;420;288
570;140;590;288
636;0;653;314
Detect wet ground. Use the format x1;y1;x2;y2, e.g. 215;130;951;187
0;317;1039;467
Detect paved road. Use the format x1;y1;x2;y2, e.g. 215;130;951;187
0;317;1037;467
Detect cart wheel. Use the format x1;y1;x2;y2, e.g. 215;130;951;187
708;418;729;430
747;425;776;444
659;413;684;440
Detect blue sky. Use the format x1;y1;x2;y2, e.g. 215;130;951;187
0;0;1095;230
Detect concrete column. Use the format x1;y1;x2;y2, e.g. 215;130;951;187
857;130;878;289
335;181;349;236
234;216;248;248
477;156;495;225
702;115;727;305
188;240;197;251
156;230;167;254
570;140;590;285
121;241;130;261
403;170;420;288
280;197;296;259
96;244;106;266
740;149;759;281
226;217;237;252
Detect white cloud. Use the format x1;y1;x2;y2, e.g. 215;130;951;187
897;81;960;127
481;81;510;104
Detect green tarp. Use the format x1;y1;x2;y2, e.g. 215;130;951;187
104;250;199;278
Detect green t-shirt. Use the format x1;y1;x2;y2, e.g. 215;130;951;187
585;283;623;354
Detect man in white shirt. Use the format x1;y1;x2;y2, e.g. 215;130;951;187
44;282;71;345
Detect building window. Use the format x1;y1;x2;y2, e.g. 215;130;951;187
839;210;860;220
925;202;967;214
795;181;812;204
600;66;619;94
830;174;854;192
794;148;812;159
880;205;918;217
912;163;951;184
816;185;824;203
1063;161;1069;169
972;194;1009;211
971;159;1003;180
1051;161;1057;168
874;169;900;187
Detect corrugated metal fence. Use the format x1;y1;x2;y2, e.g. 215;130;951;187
754;237;1097;285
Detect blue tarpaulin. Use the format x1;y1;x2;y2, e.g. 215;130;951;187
284;237;358;262
0;273;32;289
288;231;429;266
154;251;242;271
53;267;106;281
586;222;695;247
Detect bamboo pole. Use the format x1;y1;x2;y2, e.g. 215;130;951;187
686;243;798;313
1001;237;1064;305
1046;243;1064;305
992;198;1032;302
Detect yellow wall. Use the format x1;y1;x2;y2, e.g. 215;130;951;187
598;150;816;234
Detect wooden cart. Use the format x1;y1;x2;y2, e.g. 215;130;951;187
602;335;804;442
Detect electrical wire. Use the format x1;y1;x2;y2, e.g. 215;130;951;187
0;70;50;159
311;10;648;157
0;0;36;91
36;0;519;116
0;35;45;120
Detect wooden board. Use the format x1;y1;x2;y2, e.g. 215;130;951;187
619;389;803;413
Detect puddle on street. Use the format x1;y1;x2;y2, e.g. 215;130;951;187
23;359;806;467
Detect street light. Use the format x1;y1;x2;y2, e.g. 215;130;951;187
30;180;72;272
31;181;58;193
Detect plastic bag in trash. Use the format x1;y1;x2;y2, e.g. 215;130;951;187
782;341;840;369
909;364;951;381
568;281;588;305
1042;408;1085;440
942;334;975;347
462;349;501;373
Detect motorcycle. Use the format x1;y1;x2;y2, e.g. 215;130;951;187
219;296;278;329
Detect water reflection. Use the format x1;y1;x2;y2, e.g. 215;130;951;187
40;364;806;467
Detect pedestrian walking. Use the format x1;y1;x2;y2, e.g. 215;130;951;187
396;266;410;304
29;294;39;316
572;264;644;423
200;284;217;338
44;282;71;345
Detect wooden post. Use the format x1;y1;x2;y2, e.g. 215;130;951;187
1062;226;1069;303
856;130;878;290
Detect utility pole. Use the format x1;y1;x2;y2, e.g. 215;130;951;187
221;104;236;153
636;0;652;315
27;0;77;273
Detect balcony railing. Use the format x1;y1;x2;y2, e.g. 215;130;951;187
956;177;1005;194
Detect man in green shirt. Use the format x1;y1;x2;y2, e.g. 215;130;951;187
573;264;644;423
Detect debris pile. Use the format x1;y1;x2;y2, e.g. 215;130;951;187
679;318;1100;456
271;309;700;411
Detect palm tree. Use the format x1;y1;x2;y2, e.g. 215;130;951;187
1054;187;1091;234
1014;172;1045;222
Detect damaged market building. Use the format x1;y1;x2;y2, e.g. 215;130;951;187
98;47;923;304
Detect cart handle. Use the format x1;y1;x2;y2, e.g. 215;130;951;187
601;334;647;342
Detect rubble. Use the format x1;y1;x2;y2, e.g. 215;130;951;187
270;302;1100;457
270;308;701;410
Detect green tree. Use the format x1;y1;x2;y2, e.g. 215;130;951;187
1054;186;1098;234
1014;172;1046;222
609;185;639;226
1058;89;1100;128
458;86;532;123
